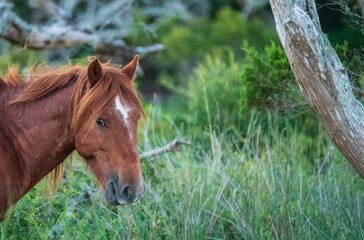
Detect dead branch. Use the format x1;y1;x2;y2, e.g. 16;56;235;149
0;2;164;58
139;138;191;159
31;0;69;24
318;0;364;34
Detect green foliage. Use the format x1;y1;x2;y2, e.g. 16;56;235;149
1;5;364;238
0;40;363;239
1;109;363;239
238;42;330;159
168;52;243;133
154;8;278;86
55;172;80;225
317;0;364;50
0;45;45;75
21;195;45;239
237;38;364;115
160;50;328;162
240;41;304;114
13;0;31;22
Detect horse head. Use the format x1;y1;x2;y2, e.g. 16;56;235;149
73;56;145;205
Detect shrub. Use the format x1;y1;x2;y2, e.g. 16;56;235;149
239;42;332;159
160;51;244;137
240;41;305;115
153;8;278;86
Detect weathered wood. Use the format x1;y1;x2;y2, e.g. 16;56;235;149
0;2;163;58
270;0;364;178
139;139;191;159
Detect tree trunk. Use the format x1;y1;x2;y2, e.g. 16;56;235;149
270;0;364;178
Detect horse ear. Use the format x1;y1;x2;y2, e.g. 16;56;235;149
121;55;139;81
88;59;103;88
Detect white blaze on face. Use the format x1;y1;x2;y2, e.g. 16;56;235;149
115;95;129;124
115;95;134;140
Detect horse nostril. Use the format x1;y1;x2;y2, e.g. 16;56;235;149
121;185;131;199
118;183;144;204
105;181;119;206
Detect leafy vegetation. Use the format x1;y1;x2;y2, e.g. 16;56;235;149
1;4;364;240
152;8;278;86
1;106;363;239
240;42;304;113
0;45;45;75
2;42;364;239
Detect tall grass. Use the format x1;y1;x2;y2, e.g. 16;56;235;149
1;48;363;239
1;106;363;239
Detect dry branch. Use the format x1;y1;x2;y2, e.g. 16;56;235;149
318;0;364;34
31;0;69;24
0;2;164;58
139;138;191;159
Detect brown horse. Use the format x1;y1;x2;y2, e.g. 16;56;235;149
0;56;146;221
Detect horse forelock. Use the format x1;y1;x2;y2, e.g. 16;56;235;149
71;66;145;132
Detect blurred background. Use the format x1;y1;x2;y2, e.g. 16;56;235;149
1;0;364;239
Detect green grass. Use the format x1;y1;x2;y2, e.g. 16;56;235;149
0;39;363;239
1;107;364;240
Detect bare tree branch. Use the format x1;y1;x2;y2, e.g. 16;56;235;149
358;0;364;14
318;0;364;34
31;0;69;24
139;138;191;159
270;0;364;178
0;2;164;58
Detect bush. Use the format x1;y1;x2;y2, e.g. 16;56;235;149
162;51;243;136
153;8;278;86
240;41;305;115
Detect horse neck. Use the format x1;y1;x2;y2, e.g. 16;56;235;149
3;82;76;198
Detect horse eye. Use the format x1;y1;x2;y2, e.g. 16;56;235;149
96;118;106;127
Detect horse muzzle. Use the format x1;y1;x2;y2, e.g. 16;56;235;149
105;173;146;206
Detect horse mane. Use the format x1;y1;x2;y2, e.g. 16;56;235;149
2;58;144;193
0;66;25;90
